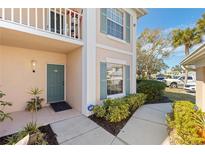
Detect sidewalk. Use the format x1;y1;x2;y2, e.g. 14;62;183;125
51;103;172;145
117;103;172;144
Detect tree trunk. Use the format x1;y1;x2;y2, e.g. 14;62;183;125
184;45;190;85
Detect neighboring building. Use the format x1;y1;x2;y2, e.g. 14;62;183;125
181;44;205;112
0;8;147;115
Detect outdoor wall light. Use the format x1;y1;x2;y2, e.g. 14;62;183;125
31;60;37;73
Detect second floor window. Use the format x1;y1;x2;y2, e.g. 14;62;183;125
107;9;123;40
100;8;131;42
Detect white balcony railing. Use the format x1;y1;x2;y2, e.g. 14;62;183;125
0;8;83;40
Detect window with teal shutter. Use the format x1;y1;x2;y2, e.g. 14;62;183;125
100;62;107;100
125;65;130;95
100;8;107;34
125;12;131;43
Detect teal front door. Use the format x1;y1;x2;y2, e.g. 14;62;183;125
47;64;65;103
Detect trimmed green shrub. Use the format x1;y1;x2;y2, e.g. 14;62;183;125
125;93;147;112
106;100;130;122
93;105;106;118
93;93;146;123
137;80;166;102
167;101;205;144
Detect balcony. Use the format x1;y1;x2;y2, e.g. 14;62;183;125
0;8;83;40
0;8;83;52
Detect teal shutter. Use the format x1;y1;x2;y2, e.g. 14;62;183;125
100;62;107;100
125;12;131;43
125;65;130;95
100;8;107;34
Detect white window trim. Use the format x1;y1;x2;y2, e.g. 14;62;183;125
106;35;127;44
105;58;126;99
107;93;125;99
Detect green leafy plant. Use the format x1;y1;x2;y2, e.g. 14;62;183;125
6;131;28;145
125;93;147;112
93;94;146;123
167;101;205;144
0;91;12;122
6;122;48;145
24;122;38;134
137;80;166;102
93;105;106;118
26;88;44;112
24;122;47;145
106;101;130;122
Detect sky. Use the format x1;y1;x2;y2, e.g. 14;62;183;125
137;8;205;69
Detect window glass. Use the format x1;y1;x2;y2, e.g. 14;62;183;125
106;9;123;40
50;11;64;34
107;63;123;95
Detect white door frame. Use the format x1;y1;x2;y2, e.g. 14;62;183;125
45;63;67;103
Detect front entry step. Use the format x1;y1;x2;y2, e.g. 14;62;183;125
50;101;72;112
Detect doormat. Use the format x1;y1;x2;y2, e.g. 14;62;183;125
50;101;72;112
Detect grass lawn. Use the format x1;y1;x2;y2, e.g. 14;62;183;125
164;87;196;103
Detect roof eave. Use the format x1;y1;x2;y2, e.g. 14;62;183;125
181;44;205;66
133;8;148;18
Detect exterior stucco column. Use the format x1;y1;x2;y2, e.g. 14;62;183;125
82;8;97;116
131;14;137;94
196;67;205;112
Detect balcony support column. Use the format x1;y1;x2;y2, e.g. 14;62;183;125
82;8;96;116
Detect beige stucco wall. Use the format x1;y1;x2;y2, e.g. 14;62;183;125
67;47;83;112
0;45;67;113
96;9;132;52
196;67;205;112
96;47;132;103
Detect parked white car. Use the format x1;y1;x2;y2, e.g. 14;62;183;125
184;82;196;93
163;76;195;88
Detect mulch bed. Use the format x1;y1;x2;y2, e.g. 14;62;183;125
0;124;58;145
0;133;15;145
89;97;172;136
89;111;134;136
38;125;58;145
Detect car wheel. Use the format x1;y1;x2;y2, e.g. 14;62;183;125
170;83;177;88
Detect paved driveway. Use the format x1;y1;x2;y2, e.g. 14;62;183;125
51;103;172;145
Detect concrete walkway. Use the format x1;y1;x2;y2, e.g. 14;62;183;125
0;107;80;138
50;115;116;145
117;103;172;145
51;103;172;145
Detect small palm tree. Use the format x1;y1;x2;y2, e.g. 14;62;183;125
0;91;12;122
172;27;203;84
26;88;44;123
